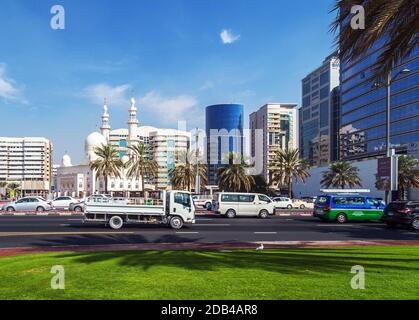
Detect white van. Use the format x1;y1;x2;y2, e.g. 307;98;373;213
214;192;276;218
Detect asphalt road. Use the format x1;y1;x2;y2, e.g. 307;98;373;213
0;214;418;248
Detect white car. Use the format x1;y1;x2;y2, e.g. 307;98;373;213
292;199;314;209
192;195;213;210
272;197;293;209
214;192;276;218
52;196;78;210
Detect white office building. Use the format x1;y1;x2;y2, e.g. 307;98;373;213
249;103;298;184
0;137;52;197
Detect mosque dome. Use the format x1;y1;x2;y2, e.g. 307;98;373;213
61;153;72;167
84;132;107;164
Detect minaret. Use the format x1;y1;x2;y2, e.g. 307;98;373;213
128;97;139;146
100;98;111;143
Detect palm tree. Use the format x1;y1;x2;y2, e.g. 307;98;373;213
269;148;310;199
89;144;123;194
6;182;21;199
217;152;255;192
125;143;159;195
321;161;362;189
397;155;419;200
169;149;207;192
331;0;418;78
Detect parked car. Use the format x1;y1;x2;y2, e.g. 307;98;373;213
314;194;385;223
292;199;314;209
383;201;419;230
69;201;85;212
52;196;77;210
192;195;213;210
214;192;275;218
272;197;293;209
1;196;53;212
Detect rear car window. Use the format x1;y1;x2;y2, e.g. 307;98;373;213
388;202;407;210
316;196;329;205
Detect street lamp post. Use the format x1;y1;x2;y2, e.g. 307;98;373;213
195;128;200;194
374;68;411;203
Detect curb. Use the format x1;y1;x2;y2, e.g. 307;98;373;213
0;212;83;217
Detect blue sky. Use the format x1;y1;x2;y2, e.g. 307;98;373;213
0;0;337;163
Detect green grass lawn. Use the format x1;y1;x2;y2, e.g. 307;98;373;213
0;246;418;300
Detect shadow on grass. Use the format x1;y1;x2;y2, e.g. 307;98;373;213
54;247;419;275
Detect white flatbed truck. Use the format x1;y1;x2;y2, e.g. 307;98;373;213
83;190;195;230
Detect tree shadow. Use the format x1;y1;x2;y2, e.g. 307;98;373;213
51;247;419;275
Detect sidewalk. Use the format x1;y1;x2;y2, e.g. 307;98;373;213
1;240;419;257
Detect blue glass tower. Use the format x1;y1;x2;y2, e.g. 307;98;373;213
339;40;418;160
205;104;244;185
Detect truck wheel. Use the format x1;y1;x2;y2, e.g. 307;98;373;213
287;204;292;209
259;210;269;219
300;204;305;209
205;202;212;210
336;213;347;224
109;216;123;230
170;216;184;230
226;209;236;219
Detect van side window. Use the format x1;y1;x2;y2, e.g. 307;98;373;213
221;194;239;202
333;197;347;205
239;195;255;202
366;198;378;206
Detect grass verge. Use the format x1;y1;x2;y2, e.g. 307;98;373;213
0;246;418;299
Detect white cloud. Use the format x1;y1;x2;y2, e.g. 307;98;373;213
84;83;132;107
139;91;198;122
220;29;240;44
0;64;26;104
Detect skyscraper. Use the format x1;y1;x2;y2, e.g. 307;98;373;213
300;53;340;166
339;42;418;160
205;104;244;185
249;103;297;183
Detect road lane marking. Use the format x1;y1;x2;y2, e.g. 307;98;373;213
194;224;230;226
175;232;199;234
254;232;277;234
0;231;134;237
317;224;354;227
59;224;71;227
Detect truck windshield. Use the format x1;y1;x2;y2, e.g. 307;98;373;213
175;193;191;208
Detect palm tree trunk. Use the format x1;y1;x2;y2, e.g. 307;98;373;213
104;176;108;195
141;174;145;197
288;181;292;199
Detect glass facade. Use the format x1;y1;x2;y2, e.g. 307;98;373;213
206;104;244;185
339;45;418;160
300;53;340;167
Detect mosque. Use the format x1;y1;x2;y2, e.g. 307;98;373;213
55;98;191;198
